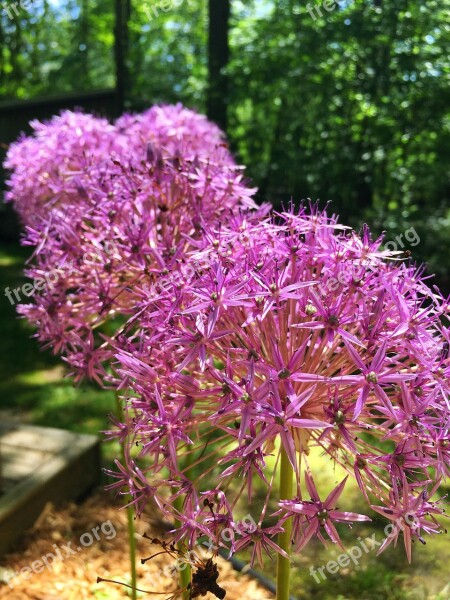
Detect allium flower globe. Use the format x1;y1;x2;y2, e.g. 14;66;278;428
110;205;449;564
4;104;449;599
5;106;259;384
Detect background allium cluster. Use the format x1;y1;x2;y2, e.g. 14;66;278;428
5;106;449;568
5;104;260;383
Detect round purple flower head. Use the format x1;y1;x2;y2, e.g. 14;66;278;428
110;203;449;565
4;105;259;384
4;110;118;224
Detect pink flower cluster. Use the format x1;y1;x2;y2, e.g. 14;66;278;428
109;205;449;563
5;105;259;382
5;106;449;566
5;104;239;223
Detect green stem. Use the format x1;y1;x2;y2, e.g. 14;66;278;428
173;445;194;599
126;501;138;600
115;394;138;600
276;446;293;600
173;494;192;600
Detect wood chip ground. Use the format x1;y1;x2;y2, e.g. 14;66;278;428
0;490;274;600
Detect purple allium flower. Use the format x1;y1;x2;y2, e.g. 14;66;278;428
114;103;231;162
5;105;261;384
277;473;371;552
371;476;446;562
109;204;449;563
5;104;237;225
4;111;118;223
5;106;449;568
233;524;288;568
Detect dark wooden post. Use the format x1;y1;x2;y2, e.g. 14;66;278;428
114;0;131;116
207;0;230;132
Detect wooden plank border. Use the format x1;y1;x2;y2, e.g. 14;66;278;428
0;425;100;556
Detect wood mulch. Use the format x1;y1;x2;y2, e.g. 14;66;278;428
0;489;274;600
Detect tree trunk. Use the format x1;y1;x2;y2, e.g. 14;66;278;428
207;0;230;132
114;0;131;116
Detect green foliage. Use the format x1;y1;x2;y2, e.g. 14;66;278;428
127;0;207;110
0;1;115;97
228;1;449;212
0;0;449;280
227;1;450;281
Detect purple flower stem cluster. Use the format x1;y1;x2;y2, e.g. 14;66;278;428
5;104;260;385
108;205;449;569
4;105;449;597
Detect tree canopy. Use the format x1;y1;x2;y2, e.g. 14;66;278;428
1;0;449;281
